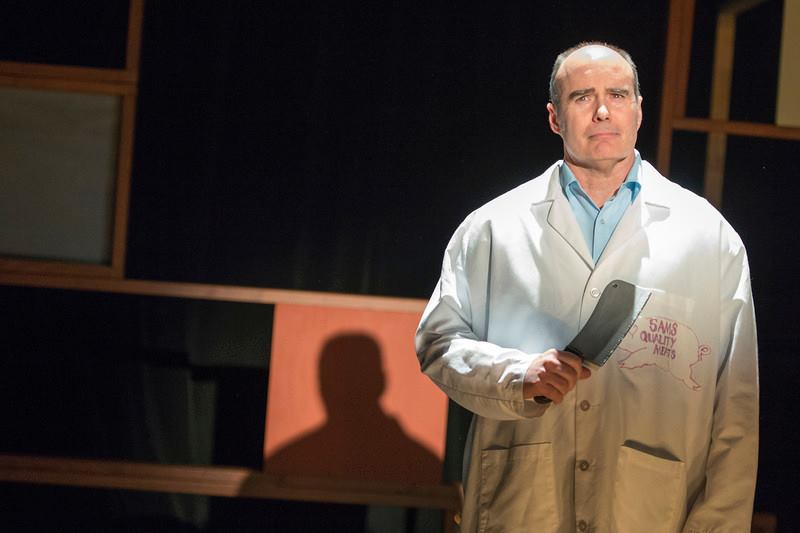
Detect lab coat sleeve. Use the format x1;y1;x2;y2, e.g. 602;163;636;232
683;226;759;533
415;213;547;420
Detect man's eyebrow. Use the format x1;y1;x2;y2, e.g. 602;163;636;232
568;88;595;100
608;87;631;95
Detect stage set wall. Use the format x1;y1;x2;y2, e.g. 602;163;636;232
1;1;796;532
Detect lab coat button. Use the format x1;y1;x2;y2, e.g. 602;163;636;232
577;519;588;531
578;460;590;471
580;400;591;411
590;287;601;298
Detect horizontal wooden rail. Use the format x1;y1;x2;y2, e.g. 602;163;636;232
673;117;800;141
0;61;138;85
0;72;138;95
0;272;428;313
0;454;461;511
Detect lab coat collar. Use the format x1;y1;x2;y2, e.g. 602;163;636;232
531;158;672;270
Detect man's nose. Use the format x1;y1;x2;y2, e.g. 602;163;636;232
594;103;610;121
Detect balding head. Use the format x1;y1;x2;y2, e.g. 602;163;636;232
549;42;640;112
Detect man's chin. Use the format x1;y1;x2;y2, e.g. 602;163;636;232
588;148;634;163
565;151;634;172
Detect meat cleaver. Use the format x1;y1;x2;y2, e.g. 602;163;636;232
534;279;652;404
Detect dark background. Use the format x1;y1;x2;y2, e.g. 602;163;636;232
1;1;798;531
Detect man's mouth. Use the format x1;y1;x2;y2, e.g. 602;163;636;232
589;131;619;139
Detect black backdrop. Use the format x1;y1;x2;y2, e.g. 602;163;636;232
2;1;799;531
126;1;670;296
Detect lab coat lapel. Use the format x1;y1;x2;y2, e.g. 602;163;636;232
599;163;671;262
535;166;594;269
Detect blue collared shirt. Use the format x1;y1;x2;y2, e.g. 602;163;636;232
559;154;641;262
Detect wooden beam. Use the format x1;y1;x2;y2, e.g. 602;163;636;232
0;62;137;85
0;258;117;279
709;14;736;122
674;0;696;119
0;272;428;313
719;0;769;16
0;454;461;511
0;73;136;95
110;0;144;277
657;0;696;174
704;133;727;208
704;11;737;208
109;92;138;278
125;0;145;76
673;117;800;140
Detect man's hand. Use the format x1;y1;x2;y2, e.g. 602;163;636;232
523;349;591;404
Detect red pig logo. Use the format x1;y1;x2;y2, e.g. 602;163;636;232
616;316;710;391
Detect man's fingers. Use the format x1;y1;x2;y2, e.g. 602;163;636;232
550;350;591;381
535;382;564;404
543;357;581;385
524;349;592;401
539;370;570;394
556;351;586;374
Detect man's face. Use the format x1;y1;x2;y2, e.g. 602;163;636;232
547;45;643;171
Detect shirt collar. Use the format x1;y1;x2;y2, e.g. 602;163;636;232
559;151;642;202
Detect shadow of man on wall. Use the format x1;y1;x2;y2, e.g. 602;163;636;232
265;333;441;484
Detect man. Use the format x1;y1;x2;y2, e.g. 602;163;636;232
415;42;758;533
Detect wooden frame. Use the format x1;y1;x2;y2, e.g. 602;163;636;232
0;455;460;512
657;0;800;207
0;2;461;527
0;279;457;529
0;271;427;312
0;0;143;278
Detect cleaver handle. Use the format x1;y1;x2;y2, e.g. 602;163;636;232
532;347;582;404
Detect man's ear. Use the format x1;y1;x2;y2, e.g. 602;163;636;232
547;102;561;135
636;95;644;129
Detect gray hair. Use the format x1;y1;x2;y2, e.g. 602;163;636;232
548;41;641;110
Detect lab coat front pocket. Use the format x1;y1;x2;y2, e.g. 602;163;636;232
612;444;686;533
478;442;557;533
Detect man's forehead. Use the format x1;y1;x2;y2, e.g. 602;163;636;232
558;45;633;80
567;45;623;62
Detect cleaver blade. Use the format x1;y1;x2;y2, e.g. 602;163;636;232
534;279;651;404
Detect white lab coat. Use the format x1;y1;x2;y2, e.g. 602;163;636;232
416;160;758;533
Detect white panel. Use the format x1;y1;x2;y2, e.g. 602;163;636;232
0;87;120;264
777;0;800;127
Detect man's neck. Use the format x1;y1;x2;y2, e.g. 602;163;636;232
564;154;635;207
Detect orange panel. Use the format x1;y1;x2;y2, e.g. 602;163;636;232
263;304;447;484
